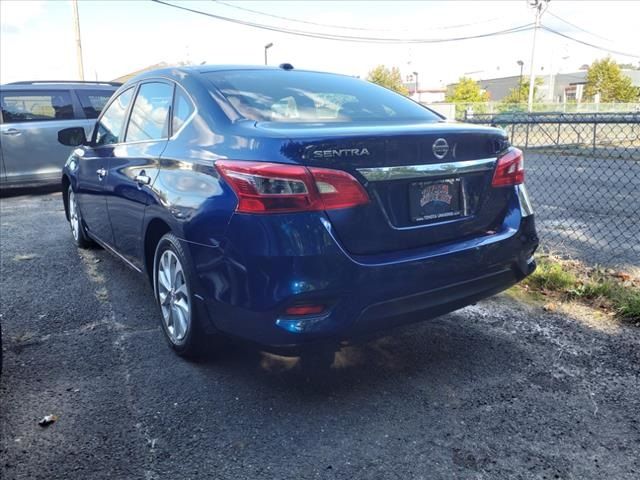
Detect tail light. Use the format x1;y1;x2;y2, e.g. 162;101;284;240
492;148;524;187
215;160;369;213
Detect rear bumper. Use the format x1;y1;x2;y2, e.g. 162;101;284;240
185;191;538;350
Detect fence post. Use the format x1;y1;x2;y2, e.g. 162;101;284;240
592;122;597;153
525;122;530;149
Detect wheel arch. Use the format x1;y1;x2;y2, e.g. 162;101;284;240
143;217;172;284
62;175;71;221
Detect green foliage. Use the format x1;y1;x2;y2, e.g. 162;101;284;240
617;292;640;320
584;57;639;103
445;77;490;117
445;77;489;104
366;65;409;96
522;256;640;323
500;77;544;107
525;258;578;291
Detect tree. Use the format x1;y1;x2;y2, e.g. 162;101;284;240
445;77;489;104
584;57;639;103
445;77;489;117
500;77;544;108
367;65;409;95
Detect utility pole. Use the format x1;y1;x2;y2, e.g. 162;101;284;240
413;71;419;101
527;0;549;112
71;0;85;80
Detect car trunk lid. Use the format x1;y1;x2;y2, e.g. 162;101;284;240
256;121;511;255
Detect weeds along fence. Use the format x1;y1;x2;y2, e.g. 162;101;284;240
465;112;640;269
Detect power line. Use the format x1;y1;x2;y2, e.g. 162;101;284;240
213;0;503;33
152;0;534;44
541;25;640;59
546;11;611;42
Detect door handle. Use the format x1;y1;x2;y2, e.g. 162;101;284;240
96;168;107;179
2;128;21;136
134;172;151;185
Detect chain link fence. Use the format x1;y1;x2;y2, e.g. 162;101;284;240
465;112;640;270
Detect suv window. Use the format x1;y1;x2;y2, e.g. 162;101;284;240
0;90;74;123
76;89;115;119
172;87;194;134
95;87;134;146
126;82;173;142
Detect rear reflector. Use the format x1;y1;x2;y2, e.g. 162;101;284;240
216;160;369;213
491;148;524;187
284;304;325;316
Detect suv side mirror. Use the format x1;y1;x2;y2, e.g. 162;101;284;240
58;127;87;147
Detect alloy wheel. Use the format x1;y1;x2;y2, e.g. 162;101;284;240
69;190;80;241
157;250;191;343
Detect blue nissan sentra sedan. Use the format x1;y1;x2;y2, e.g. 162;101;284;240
59;65;538;359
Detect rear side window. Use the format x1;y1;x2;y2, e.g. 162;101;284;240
172;88;194;134
204;70;440;123
76;89;114;119
0;90;74;123
95;87;134;146
126;82;173;142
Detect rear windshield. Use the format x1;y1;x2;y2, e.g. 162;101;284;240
204;70;440;123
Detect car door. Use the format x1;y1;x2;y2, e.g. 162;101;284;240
105;81;174;269
0;89;77;186
76;87;135;246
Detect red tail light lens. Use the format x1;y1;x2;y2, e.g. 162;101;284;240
285;304;325;316
492;147;524;187
216;160;369;213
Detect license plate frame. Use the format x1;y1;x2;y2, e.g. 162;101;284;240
409;178;463;223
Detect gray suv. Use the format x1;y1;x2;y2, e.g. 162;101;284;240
0;81;119;189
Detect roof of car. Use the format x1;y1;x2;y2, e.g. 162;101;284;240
1;81;121;90
126;64;352;86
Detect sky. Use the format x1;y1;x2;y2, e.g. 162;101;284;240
1;0;639;88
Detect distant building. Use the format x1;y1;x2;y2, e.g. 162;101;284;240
409;87;447;103
402;79;446;103
447;70;640;103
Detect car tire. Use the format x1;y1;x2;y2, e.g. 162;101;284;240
67;186;93;249
154;232;209;358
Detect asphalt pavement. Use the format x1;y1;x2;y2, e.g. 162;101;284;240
1;192;639;479
525;150;640;269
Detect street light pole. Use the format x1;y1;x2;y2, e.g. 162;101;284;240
527;0;548;112
264;42;273;66
71;0;85;80
517;60;524;104
412;71;419;101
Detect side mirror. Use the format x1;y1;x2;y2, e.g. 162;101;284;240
58;127;87;147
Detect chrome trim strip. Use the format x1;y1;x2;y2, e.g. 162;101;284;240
516;184;534;217
356;157;496;182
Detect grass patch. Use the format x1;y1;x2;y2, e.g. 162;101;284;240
520;255;640;324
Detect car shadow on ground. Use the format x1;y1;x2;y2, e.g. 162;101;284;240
0;185;61;198
185;311;532;400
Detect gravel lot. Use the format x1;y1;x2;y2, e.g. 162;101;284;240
1;192;639;479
